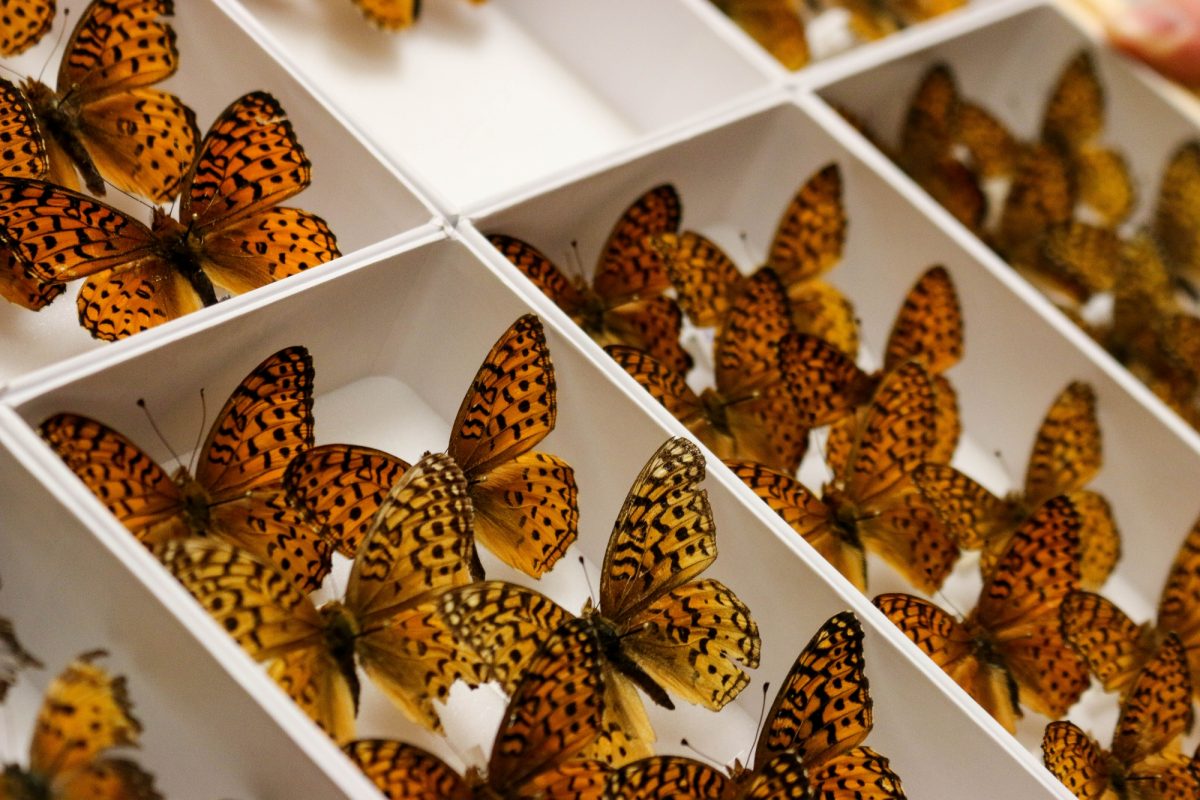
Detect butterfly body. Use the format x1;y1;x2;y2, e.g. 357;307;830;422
19;76;102;193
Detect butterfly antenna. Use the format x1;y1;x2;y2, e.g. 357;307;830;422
566;240;587;286
934;588;967;620
104;180;158;215
35;7;70;85
578;556;597;606
680;738;723;769
746;681;772;761
738;231;755;267
187;388;208;476
137;398;185;470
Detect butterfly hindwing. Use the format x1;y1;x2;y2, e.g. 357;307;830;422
343;739;471;800
0;0;53;55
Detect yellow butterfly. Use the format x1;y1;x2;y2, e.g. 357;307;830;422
0;651;161;800
439;437;761;764
158;452;480;743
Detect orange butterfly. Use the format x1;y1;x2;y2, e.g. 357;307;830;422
285;314;578;578
711;0;808;70
733;361;958;593
40;345;332;592
488;185;692;375
1154;140;1200;291
0;0;54;55
607;268;809;474
0;650;161;800
440;437;761;764
607;611;906;799
1061;514;1200;696
351;0;487;30
913;380;1121;590
0;92;340;339
783;264;963;466
158;452;480;743
10;0;198;201
0;74;59;312
1043;635;1198;800
874;496;1090;734
343;618;609;799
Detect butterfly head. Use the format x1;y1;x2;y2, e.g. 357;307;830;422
699;388;732;435
317;601;363;714
173;468;212;536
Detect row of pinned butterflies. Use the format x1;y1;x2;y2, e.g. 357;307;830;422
709;0;966;71
863;49;1200;433
480;169;1200;796
0;631;166;800
30;311;906;797
0;0;340;341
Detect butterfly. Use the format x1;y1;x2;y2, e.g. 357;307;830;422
10;0;198;202
1153;140;1200;292
158;451;480;743
912;380;1121;590
0;650;161;800
710;0;808;70
1061;514;1200;696
734;361;959;593
607;611;906;800
607;267;810;474
1043;634;1198;800
783;264;963;467
439;437;761;764
0;74;59;312
284;314;578;578
0;0;54;55
351;0;487;30
874;495;1090;734
488;185;693;375
343;617;610;800
897;64;988;233
1039;50;1135;228
0;612;40;702
0;91;340;340
1026;220;1122;306
40;345;332;592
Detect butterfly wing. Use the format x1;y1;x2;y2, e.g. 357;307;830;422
726;461;865;591
488;234;588;320
912;462;1013;551
1066;489;1121;591
1110;634;1194;768
779;332;870;429
486;618;606;796
0;0;53;55
874;592;1021;733
39;412;187;544
648;230;741;328
767;164;845;286
786;279;859;358
77;257;207;340
0;76;46;177
1041;51;1103;152
1155;141;1200;283
605;344;723;453
603;295;693;375
0;249;63;310
592;184;679;305
1072;146;1135;226
351;0;422;29
607;755;730;799
1042;721;1109;800
1060;590;1153;693
954;100;1016;178
995;144;1073;263
882;265;963;376
57;0;198;201
899;65;956;178
342;739;471;800
1157;516;1200;691
1032;221;1121;304
807;747;906;800
756;611;871;770
282;444;411;558
1023;381;1102;505
713;0;809;70
976;496;1089;720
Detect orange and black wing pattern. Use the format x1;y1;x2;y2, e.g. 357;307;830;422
0;0;54;55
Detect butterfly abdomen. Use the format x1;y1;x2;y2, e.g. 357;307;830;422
319;601;363;714
20;78;105;197
594;613;675;712
174;469;213;535
152;212;219;306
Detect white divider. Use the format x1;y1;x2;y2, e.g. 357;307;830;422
0;0;437;385
0;229;1070;798
218;0;776;212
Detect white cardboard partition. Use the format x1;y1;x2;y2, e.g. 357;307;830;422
219;0;775;211
0;232;1072;798
463;92;1200;766
0;0;437;386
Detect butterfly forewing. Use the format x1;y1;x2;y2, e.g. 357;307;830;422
767;164;845;286
714;0;809;70
1110;634;1194;767
1157;517;1200;691
0;76;46;178
592;184;680;304
954;100;1016;178
882;265;963;376
1155;140;1200;282
650;230;741;328
608;754;730;799
1041;51;1103;152
843;362;935;505
283;444;410;557
780;332;870;429
912;462;1013;551
1060;590;1151;693
996;144;1072;262
1042;721;1109;800
600;437;715;619
605;345;713;438
1023;381;1101;505
343;739;471;800
487;234;588;319
0;0;54;55
757;611;871;770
